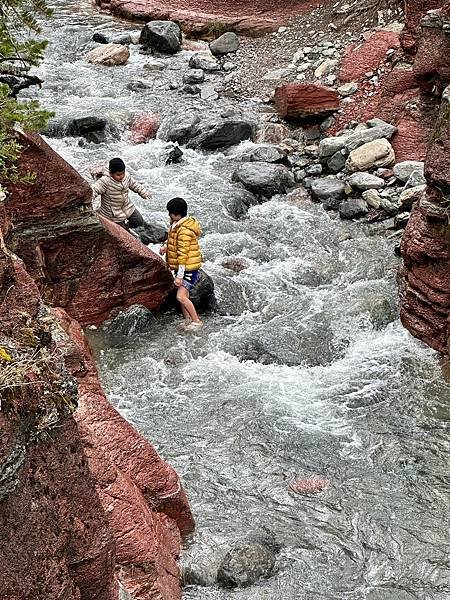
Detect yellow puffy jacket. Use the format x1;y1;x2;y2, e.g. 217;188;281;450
166;216;203;271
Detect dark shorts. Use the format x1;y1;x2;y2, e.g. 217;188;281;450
176;270;200;291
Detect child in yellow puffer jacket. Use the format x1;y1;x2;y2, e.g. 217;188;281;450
161;197;203;331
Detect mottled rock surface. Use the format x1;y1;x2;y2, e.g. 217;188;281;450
275;83;339;119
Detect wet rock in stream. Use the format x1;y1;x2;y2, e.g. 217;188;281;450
217;541;277;588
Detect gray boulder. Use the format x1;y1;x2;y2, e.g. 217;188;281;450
102;305;156;338
347;172;385;190
310;177;346;208
345;124;397;152
189;52;220;71
210;32;240;55
327;149;348;173
393;160;424;182
189;270;217;310
319;136;347;158
139;21;181;54
134;222;167;244
399;184;426;210
157;111;201;145
188;117;254;150
93;32;133;45
183;69;205;84
339;198;369;219
240;144;287;164
217;543;276;589
232;163;294;198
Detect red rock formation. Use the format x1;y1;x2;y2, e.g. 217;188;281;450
129;113;160;144
54;308;194;598
0;252;117;600
94;0;325;36
1;134;194;597
275;83;339;119
399;85;450;354
335;2;450;162
339;30;400;83
4;132;173;325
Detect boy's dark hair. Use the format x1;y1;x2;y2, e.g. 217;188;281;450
166;197;187;217
109;157;126;174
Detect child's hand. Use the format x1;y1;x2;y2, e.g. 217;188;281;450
159;246;166;256
174;277;183;287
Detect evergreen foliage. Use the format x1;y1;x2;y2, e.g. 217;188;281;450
0;0;53;185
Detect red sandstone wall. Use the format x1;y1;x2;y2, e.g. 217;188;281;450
0;134;194;598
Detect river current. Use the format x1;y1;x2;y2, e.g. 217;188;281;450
28;1;450;598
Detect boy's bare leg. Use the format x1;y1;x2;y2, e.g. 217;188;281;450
176;287;202;323
180;304;190;321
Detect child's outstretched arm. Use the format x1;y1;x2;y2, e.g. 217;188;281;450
129;176;152;199
91;177;107;198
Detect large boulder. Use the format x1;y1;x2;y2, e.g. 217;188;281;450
209;32;240;55
232;163;294;198
3;132;174;325
128;113;159;144
86;43;130;65
139;20;181;54
240;144;287;164
346;139;395;172
187;117;255;150
157;110;201;145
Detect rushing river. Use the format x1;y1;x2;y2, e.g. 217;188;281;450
29;1;450;598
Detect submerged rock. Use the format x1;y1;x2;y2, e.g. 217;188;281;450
221;188;259;219
339;198;369;219
217;542;276;588
102;305;156;337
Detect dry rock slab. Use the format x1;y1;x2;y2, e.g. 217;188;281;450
346;139;395;173
87;43;130;65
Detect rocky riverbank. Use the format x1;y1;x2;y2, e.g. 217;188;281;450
0;134;194;599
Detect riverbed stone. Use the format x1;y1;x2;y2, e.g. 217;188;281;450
189;270;217;310
86;43;130;65
404;169;426;190
362;189;382;209
183;69;205;84
398;184;426;210
157;110;201;145
393;160;425;182
310;177;346;207
189;52;220;71
134;222;168;244
318;136;348;158
327;149;347;173
221;188;259;219
102;305;156;338
209;32;240;55
339;198;369;219
232;163;294;198
346;139;395;172
217;542;276;588
188;117;255;150
347;172;385;190
338;82;358;96
139;20;181;54
241;144;287;164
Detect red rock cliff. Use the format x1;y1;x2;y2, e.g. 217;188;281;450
0;134;194;598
